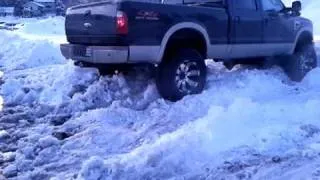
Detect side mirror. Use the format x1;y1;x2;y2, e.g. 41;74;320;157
292;1;302;13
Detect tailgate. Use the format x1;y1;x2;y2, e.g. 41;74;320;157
65;1;122;45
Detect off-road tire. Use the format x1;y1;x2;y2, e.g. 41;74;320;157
283;43;317;82
156;49;207;101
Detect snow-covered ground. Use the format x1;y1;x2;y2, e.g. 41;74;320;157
1;3;320;179
0;16;66;44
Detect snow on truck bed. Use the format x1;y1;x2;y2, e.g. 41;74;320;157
1;5;320;179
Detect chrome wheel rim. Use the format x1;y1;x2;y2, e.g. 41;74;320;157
175;60;201;94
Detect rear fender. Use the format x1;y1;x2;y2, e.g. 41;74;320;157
157;22;210;62
290;27;313;54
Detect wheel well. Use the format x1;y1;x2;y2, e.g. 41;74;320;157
162;28;207;61
295;31;313;52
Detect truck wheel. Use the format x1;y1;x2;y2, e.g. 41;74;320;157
156;49;207;101
284;43;317;82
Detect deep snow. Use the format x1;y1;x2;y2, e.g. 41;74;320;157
1;3;320;179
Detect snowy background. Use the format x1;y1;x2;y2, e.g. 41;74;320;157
1;1;320;180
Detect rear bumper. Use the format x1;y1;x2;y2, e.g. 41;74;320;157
60;44;128;64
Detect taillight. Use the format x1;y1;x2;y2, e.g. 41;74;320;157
116;11;128;35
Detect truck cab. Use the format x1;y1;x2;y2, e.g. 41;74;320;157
226;0;311;58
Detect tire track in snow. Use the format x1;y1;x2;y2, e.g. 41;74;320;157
0;105;54;178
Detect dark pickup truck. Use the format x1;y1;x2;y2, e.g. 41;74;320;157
60;0;317;101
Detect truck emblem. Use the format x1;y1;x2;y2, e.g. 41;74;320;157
84;22;92;29
136;10;159;21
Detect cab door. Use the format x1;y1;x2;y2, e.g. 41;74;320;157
260;0;295;43
229;0;264;58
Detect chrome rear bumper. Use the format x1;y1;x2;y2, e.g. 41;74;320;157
60;44;128;63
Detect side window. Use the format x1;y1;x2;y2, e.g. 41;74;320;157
261;0;284;11
235;0;257;10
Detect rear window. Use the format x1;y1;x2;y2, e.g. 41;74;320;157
261;0;284;11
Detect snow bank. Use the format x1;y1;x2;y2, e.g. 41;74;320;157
9;64;320;179
17;16;65;36
0;61;158;108
0;31;65;71
99;98;320;179
0;27;67;106
0;62;95;106
68;68;320;180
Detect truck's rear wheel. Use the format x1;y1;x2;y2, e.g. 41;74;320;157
283;43;317;82
156;49;207;101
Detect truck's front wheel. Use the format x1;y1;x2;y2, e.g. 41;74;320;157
284;43;317;82
156;49;207;101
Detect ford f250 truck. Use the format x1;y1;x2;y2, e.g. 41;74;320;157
60;0;317;101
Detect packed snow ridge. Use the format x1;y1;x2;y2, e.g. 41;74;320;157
1;4;320;179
